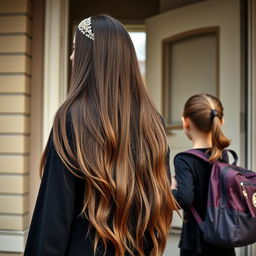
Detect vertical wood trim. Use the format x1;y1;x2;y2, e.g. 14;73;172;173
248;2;256;247
29;0;45;221
251;0;256;171
43;0;69;147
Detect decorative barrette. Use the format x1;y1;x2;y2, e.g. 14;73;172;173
78;17;94;41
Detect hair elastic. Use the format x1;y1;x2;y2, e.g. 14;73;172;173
210;109;218;119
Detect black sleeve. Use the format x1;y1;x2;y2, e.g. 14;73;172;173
166;147;172;181
172;155;194;208
24;132;80;255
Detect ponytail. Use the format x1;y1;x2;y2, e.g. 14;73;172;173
210;116;230;161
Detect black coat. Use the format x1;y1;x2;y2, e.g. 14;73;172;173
24;132;99;255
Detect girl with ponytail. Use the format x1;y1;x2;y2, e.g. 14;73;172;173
25;15;178;256
171;94;235;256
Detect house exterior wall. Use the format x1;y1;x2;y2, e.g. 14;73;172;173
0;0;32;254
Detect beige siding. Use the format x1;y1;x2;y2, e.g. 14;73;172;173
0;116;30;134
0;214;29;230
0;135;30;154
0;56;31;73
0;0;33;253
0;195;29;214
0;36;32;55
0;175;29;194
0;76;30;94
0;155;29;174
0;95;30;114
0;16;31;35
0;0;31;15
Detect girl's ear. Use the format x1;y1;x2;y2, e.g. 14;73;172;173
221;118;225;125
182;117;190;129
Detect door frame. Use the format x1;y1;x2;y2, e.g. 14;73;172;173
161;26;220;131
247;0;256;253
43;0;69;146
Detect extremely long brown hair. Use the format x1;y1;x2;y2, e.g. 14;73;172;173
183;93;230;161
40;15;177;255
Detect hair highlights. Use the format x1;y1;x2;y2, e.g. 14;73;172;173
40;15;177;256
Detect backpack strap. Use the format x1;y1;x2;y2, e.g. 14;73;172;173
184;149;212;163
179;149;238;165
226;149;238;165
174;149;210;165
189;206;203;225
175;149;238;226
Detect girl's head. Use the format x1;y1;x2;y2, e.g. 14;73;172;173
41;15;177;256
69;15;140;99
183;93;230;161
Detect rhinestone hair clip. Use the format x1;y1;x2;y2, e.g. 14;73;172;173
78;17;94;41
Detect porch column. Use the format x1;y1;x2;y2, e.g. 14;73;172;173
0;0;32;254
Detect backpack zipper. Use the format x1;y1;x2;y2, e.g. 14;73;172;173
240;182;248;198
241;182;256;186
240;182;256;198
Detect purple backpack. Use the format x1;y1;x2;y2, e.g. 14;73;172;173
183;149;256;247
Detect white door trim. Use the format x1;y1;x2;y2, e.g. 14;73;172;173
249;0;256;170
0;230;28;252
248;0;256;254
43;0;69;146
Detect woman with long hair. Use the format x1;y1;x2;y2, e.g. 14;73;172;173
25;15;178;256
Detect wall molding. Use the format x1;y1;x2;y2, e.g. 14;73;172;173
0;229;28;252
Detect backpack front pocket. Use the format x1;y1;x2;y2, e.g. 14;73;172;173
240;182;256;217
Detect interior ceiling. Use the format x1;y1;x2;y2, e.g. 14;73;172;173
70;0;159;25
70;0;206;25
161;0;206;11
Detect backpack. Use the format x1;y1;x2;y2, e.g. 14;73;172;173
180;149;256;248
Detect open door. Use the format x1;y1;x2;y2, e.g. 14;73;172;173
145;0;243;255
